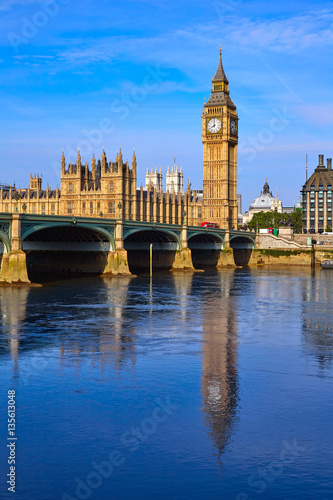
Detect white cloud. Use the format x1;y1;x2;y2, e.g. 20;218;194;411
52;8;333;71
0;0;37;12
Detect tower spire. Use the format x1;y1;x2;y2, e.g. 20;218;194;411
213;46;228;84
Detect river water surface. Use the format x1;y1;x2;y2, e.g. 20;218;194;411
0;268;333;500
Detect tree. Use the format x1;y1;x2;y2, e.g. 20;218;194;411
288;210;302;233
247;210;302;233
248;211;284;231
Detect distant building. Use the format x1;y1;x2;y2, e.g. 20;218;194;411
166;164;183;195
301;154;333;233
145;167;163;192
242;179;282;224
237;193;242;224
237;193;242;214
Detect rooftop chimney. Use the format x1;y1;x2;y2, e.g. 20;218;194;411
328;158;332;171
319;154;324;166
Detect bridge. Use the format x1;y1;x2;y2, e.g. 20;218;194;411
0;213;256;283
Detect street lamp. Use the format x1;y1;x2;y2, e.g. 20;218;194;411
118;202;122;219
14;191;20;213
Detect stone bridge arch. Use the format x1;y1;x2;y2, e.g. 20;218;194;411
123;228;180;272
0;228;11;254
21;223;115;281
188;232;224;268
21;222;115;250
229;234;255;266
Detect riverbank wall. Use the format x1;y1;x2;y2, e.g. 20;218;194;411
218;247;333;267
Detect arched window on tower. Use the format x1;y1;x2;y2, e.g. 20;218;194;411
108;201;115;215
109;182;114;192
68;183;73;193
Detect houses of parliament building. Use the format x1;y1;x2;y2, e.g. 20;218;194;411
0;50;238;229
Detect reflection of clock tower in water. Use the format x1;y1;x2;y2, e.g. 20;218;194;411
202;48;238;229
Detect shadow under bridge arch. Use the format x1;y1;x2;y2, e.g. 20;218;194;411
229;235;255;266
124;229;179;273
188;233;223;269
22;224;113;282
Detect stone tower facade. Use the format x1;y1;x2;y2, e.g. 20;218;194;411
202;48;238;229
60;148;137;220
145;167;163;192
166;164;183;195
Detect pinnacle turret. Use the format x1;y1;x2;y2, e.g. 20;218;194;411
132;150;137;172
212;46;229;84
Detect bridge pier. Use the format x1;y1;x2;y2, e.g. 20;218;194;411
103;221;131;275
171;226;194;270
217;248;235;267
103;250;131;276
224;229;230;249
0;214;30;284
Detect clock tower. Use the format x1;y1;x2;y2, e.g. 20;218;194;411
202;48;238;229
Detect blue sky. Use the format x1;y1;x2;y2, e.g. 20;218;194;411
0;0;333;210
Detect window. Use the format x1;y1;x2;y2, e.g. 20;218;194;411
109;182;114;192
97;202;100;212
4;205;8;213
82;202;86;214
51;204;55;215
68;183;73;193
310;192;315;198
328;191;332;198
32;204;36;214
41;203;46;215
319;191;323;198
108;201;115;214
90;202;93;214
67;202;74;214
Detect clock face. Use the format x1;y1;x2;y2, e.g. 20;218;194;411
207;118;221;134
230;119;236;134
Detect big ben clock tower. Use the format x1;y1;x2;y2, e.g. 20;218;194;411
202;48;238;229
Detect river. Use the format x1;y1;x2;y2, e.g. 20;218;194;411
0;267;332;499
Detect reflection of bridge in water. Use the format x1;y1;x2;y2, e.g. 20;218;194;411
0;213;256;283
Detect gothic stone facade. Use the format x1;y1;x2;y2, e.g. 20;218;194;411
0;51;237;228
202;48;238;229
